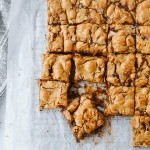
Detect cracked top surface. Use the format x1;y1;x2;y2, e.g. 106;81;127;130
41;54;72;82
132;116;150;147
39;80;69;110
104;86;135;116
74;55;107;83
108;25;135;53
107;54;135;86
63;94;104;141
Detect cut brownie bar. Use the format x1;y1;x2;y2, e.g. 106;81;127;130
41;54;72;82
107;0;135;24
76;24;108;55
136;26;150;54
132;116;150;147
108;25;135;54
39;80;69;110
74;55;107;83
107;54;136;86
136;0;150;25
63;94;104;141
47;25;76;53
135;54;150;87
135;87;150;116
104;86;135;116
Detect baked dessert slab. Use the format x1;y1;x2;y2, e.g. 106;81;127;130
104;86;135;116
136;26;150;54
41;54;72;82
108;25;135;54
39;80;69;110
74;55;107;83
132;116;150;147
107;54;136;86
63;94;104;141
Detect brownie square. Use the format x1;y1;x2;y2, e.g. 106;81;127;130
63;94;104;141
136;0;150;25
104;86;135;116
132;116;150;147
135;54;150;87
136;26;150;54
107;0;135;25
135;87;150;116
74;55;107;83
108;25;135;54
41;54;72;82
107;54;136;86
39;80;69;110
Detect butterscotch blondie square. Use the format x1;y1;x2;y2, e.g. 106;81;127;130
136;26;150;54
39;80;69;110
74;55;107;83
136;0;150;25
132;116;150;147
63;94;104;141
135;54;150;87
41;54;72;82
107;0;135;25
107;54;136;86
135;87;150;116
104;86;135;116
108;25;135;53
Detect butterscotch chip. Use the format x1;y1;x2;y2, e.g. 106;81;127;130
107;0;135;24
104;86;135;116
135;87;150;116
132;116;150;147
107;54;135;86
63;94;104;141
136;0;150;25
135;54;150;87
74;55;107;83
136;26;150;54
39;80;69;110
41;54;72;82
108;25;135;53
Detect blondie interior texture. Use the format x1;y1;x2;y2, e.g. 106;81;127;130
135;54;150;87
132;116;150;147
74;55;107;83
107;0;135;25
47;25;76;53
108;25;135;53
41;54;72;82
63;94;104;141
136;0;150;25
107;54;135;86
135;87;150;116
39;80;69;110
136;26;150;54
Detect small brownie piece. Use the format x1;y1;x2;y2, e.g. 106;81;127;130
63;94;104;141
136;0;150;25
136;26;150;54
41;54;72;82
108;25;135;54
74;55;107;83
107;54;135;86
104;86;135;116
39;80;69;110
135;54;150;87
47;0;76;24
132;116;150;147
76;24;108;55
107;0;135;24
47;25;76;53
135;87;150;116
